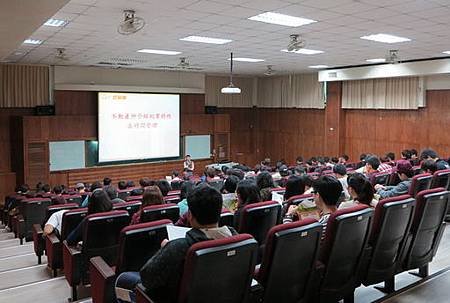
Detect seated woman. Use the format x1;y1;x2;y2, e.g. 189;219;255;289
283;175;307;201
339;173;376;209
66;190;113;245
375;160;413;199
131;186;165;225
233;179;262;230
256;172;275;202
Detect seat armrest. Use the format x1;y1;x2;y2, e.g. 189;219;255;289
32;224;44;257
90;256;117;303
16;215;25;243
136;284;156;303
432;222;446;257
46;233;62;269
63;240;82;287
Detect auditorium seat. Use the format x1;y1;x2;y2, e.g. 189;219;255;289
170;181;183;190
163;195;181;204
32;203;79;265
16;197;52;244
408;173;432;197
430;169;450;190
412;166;422;176
371;172;391;186
140;203;180;223
63;210;130;300
62;194;83;206
360;195;415;293
112;200;142;216
387;170;401;186
46;208;88;277
118;189;131;200
399;188;449;278
167;190;181;196
135;234;258;303
282;193;314;216
254;219;322;303
315;204;373;303
219;209;234;227
90;219;171;303
237;201;281;245
125;195;143;202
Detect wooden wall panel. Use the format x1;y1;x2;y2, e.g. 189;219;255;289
181;114;214;135
0;172;16;206
181;94;205;114
55;90;97;115
213;114;230;133
324;82;344;156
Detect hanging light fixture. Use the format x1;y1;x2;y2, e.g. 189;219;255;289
221;52;241;94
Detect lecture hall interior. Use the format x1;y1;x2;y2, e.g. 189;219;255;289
2;0;450;302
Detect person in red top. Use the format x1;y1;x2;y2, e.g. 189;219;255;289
131;186;164;225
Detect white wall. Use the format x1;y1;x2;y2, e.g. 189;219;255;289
54;65;205;94
425;74;450;90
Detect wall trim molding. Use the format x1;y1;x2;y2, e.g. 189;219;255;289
54;84;204;94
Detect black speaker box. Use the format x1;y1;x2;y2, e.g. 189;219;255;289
205;106;218;114
35;105;55;116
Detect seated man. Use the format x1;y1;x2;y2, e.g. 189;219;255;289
43;209;69;237
115;184;236;303
420;148;450;170
104;185;125;204
375;160;413;199
81;181;103;207
311;176;342;236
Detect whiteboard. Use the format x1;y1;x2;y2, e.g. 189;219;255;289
49;141;86;171
185;135;211;160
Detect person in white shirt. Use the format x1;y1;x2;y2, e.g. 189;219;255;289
43;210;69;236
183;154;194;172
333;164;350;200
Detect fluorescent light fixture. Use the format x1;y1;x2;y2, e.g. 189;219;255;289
442;51;450;55
137;49;181;55
248;12;316;27
366;58;386;63
180;35;232;45
281;48;323;55
23;39;42;45
309;65;328;69
228;57;265;63
44;19;67;27
221;85;241;94
360;33;411;44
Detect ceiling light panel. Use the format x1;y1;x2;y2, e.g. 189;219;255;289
281;49;324;55
137;49;182;55
44;19;67;27
360;33;411;44
366;58;386;63
248;12;317;27
180;35;232;44
228;57;265;62
23;39;43;45
309;65;328;69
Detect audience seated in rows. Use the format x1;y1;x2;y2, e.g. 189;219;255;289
333;164;350;200
114;184;236;303
375;160;413;199
131;186;164;225
421;148;449;170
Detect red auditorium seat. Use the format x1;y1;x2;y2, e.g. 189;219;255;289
16;197;52;244
360;195;415;293
62;194;83;206
237;201;281;245
140;203;180;223
219;209;234;227
32;203;79;264
315;204;373;303
46;208;88;277
63;210;130;300
118;189;131;200
163;195;181;204
399;188;449;278
254;219;323;303
112;200;142;216
371;172;391;186
135;234;258;303
408;173;432;197
125;195;143;202
430;169;450;190
387;170;401;186
90;219;172;303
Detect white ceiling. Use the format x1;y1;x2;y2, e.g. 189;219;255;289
5;0;450;75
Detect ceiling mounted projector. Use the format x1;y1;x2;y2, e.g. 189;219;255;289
386;49;400;64
221;52;241;94
287;34;306;52
264;65;276;76
118;10;145;35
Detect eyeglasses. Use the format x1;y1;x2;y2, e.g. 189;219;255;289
311;190;318;195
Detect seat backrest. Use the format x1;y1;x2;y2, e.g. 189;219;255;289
141;203;180;223
258;219;322;303
117;189;131;200
116;220;171;273
219;209;234;227
61;208;88;240
46;203;79;223
412;166;422;176
19;198;52;238
113;201;142;216
63;194;83;206
387;170;400;186
81;210;130;266
164;195;181;204
125;195;143;202
371;172;390;186
430;169;450;190
238;201;281;244
365;195;415;284
409;173;432;197
319;205;373;297
178;234;258;303
284;194;314;206
405;188;449;269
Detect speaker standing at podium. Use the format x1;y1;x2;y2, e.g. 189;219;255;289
183;154;194;172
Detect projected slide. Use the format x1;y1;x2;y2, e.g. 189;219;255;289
98;92;180;163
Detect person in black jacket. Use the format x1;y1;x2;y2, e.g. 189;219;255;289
115;183;236;303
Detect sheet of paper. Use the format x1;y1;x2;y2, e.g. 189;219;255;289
271;191;284;205
166;225;191;241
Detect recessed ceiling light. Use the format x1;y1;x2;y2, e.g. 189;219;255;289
360;33;411;44
180;36;232;45
23;39;42;45
281;49;324;55
309;65;329;69
366;58;386;63
248;12;316;27
137;49;181;55
44;19;67;27
442;51;450;55
228;57;265;63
